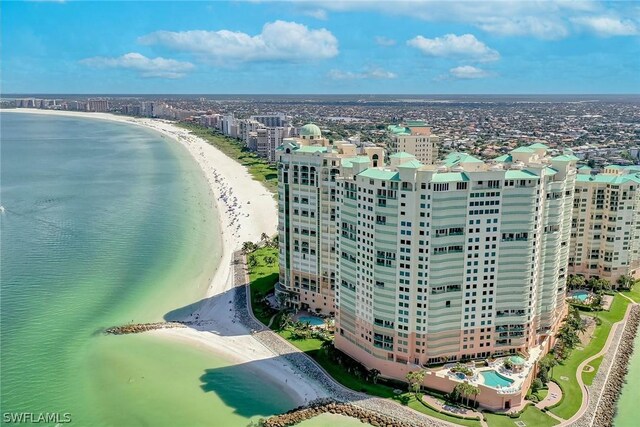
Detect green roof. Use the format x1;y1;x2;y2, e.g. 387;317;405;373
299;123;322;137
529;143;549;149
296;146;327;154
494;154;513;163
387;125;411;135
431;172;469;183
575;174;640;185
511;146;535;153
396;159;423;169
443;152;484;167
605;165;623;169
390;152;415;159
406;120;428;127
578;165;592;170
505;170;539;179
358;169;400;181
552;154;580;162
350;156;371;164
545;167;559;176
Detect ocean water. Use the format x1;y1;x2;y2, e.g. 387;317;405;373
615;330;640;427
0;112;295;426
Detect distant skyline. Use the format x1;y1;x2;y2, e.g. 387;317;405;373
2;0;640;94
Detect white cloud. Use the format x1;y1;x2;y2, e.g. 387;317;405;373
80;52;194;79
301;0;639;39
475;17;569;40
375;36;397;46
138;21;338;65
572;16;639;36
329;67;397;80
407;34;500;62
449;65;491;79
302;8;328;20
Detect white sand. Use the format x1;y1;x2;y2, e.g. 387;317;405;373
5;108;326;406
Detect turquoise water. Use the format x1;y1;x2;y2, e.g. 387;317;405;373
615;329;640;426
0;112;295;426
573;291;590;302
298;315;325;326
480;370;514;388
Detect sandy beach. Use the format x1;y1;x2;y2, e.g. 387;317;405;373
6;108;327;406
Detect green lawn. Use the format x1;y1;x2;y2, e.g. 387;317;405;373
582;355;603;386
620;282;640;303
409;394;481;427
537;388;549;400
274;328;481;426
484;406;559;427
247;247;279;325
176;122;279;194
550;294;630;419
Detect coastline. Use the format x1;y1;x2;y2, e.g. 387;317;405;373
3;108;326;408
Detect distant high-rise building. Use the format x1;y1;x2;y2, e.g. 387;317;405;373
251;114;288;128
569;164;640;283
87;99;109;112
388;120;440;165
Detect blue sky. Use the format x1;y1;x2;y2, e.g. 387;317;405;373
2;0;639;94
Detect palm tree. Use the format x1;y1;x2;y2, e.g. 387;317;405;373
405;369;427;394
452;383;465;404
260;232;269;243
242;241;256;254
470;384;481;407
568;274;585;289
281;313;293;329
369;368;381;384
617;275;634;291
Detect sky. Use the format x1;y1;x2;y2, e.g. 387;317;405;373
2;0;640;94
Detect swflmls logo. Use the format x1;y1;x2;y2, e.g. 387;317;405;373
2;413;72;424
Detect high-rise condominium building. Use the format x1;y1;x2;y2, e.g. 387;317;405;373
387;121;440;165
251;114;289;128
276;124;384;314
87;99;109;112
569;165;640;283
335;144;575;368
278;140;578;410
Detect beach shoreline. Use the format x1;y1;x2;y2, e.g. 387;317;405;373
3;108;326;407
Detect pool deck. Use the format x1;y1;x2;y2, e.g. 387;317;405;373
432;343;544;395
292;311;327;327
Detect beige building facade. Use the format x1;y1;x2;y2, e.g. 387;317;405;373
569;165;640;283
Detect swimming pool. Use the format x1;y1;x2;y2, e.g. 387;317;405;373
480;370;514;388
573;291;590;302
298;315;325;326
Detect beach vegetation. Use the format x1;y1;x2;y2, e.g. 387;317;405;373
246;246;280;325
176;122;279;194
549;294;630;419
406;369;427;394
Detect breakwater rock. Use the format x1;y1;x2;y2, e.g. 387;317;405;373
592;304;640;427
104;322;187;335
260;398;416;427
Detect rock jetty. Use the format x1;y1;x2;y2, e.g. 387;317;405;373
260;398;416;427
104;322;187;335
591;304;640;427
